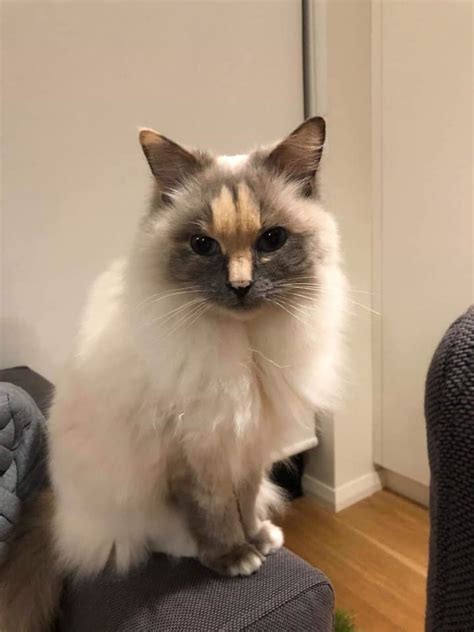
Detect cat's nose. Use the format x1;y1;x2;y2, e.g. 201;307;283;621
227;282;253;298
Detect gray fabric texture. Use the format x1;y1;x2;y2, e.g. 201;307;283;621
0;367;54;419
0;382;48;562
425;304;474;631
59;548;334;631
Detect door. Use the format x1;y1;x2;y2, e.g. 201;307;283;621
373;1;473;499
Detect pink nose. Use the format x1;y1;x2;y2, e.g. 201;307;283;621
227;282;253;298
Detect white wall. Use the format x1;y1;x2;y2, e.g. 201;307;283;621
304;0;380;509
373;1;473;488
1;0;304;381
304;0;472;510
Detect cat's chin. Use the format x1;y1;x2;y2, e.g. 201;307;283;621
216;305;265;322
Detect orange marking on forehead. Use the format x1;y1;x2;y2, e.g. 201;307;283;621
235;182;261;236
210;185;236;239
210;183;261;286
210;183;261;247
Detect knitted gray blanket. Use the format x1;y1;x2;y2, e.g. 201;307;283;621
0;383;48;562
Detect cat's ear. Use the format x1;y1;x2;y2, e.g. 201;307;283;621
266;116;326;196
139;128;201;195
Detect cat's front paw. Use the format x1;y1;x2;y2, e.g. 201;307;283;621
251;520;284;556
201;542;264;577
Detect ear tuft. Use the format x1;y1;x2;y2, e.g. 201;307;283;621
139;127;163;147
138;128;200;197
266;116;326;196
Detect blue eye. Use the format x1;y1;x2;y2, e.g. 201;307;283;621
190;235;220;256
256;227;288;253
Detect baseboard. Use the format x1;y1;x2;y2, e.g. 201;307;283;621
303;470;382;512
301;474;335;509
379;468;430;508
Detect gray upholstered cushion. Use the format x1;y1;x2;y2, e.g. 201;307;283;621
0;383;48;562
59;548;334;631
0;367;54;419
425;305;474;631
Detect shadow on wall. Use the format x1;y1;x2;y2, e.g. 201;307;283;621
0;317;57;380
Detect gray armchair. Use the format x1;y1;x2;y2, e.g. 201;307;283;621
425;305;474;631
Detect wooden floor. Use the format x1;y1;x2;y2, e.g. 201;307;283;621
280;491;429;632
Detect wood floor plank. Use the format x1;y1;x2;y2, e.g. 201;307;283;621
280;491;429;631
337;490;429;571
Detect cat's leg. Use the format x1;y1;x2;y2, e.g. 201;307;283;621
169;459;264;577
250;520;285;556
147;500;198;558
237;473;263;538
238;474;285;556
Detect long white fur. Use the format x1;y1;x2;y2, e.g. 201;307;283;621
48;155;347;576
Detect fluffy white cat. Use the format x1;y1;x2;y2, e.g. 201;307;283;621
1;117;346;632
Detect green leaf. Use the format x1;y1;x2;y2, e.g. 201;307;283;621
334;608;357;632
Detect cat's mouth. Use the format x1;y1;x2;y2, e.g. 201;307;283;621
210;294;266;320
201;280;279;319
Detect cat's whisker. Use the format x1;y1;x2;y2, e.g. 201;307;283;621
157;306;204;341
275;286;320;301
284;275;317;278
166;299;208;330
274;281;374;295
347;289;375;296
276;296;317;320
138;288;202;312
249;348;292;370
147;297;206;327
277;285;326;298
279;290;319;305
276;275;370;288
280;286;374;297
137;297;206;331
165;304;210;340
269;298;311;329
275;284;325;290
136;286;201;311
346;300;381;316
282;300;320;314
275;292;323;307
283;290;328;310
138;284;200;306
273;294;350;332
274;282;320;286
276;286;380;316
160;301;210;340
178;303;212;336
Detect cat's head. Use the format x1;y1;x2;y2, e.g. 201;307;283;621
135;118;333;320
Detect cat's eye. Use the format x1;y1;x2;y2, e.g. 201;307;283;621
190;234;220;256
256;227;288;253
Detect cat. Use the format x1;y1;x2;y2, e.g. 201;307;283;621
0;116;346;631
